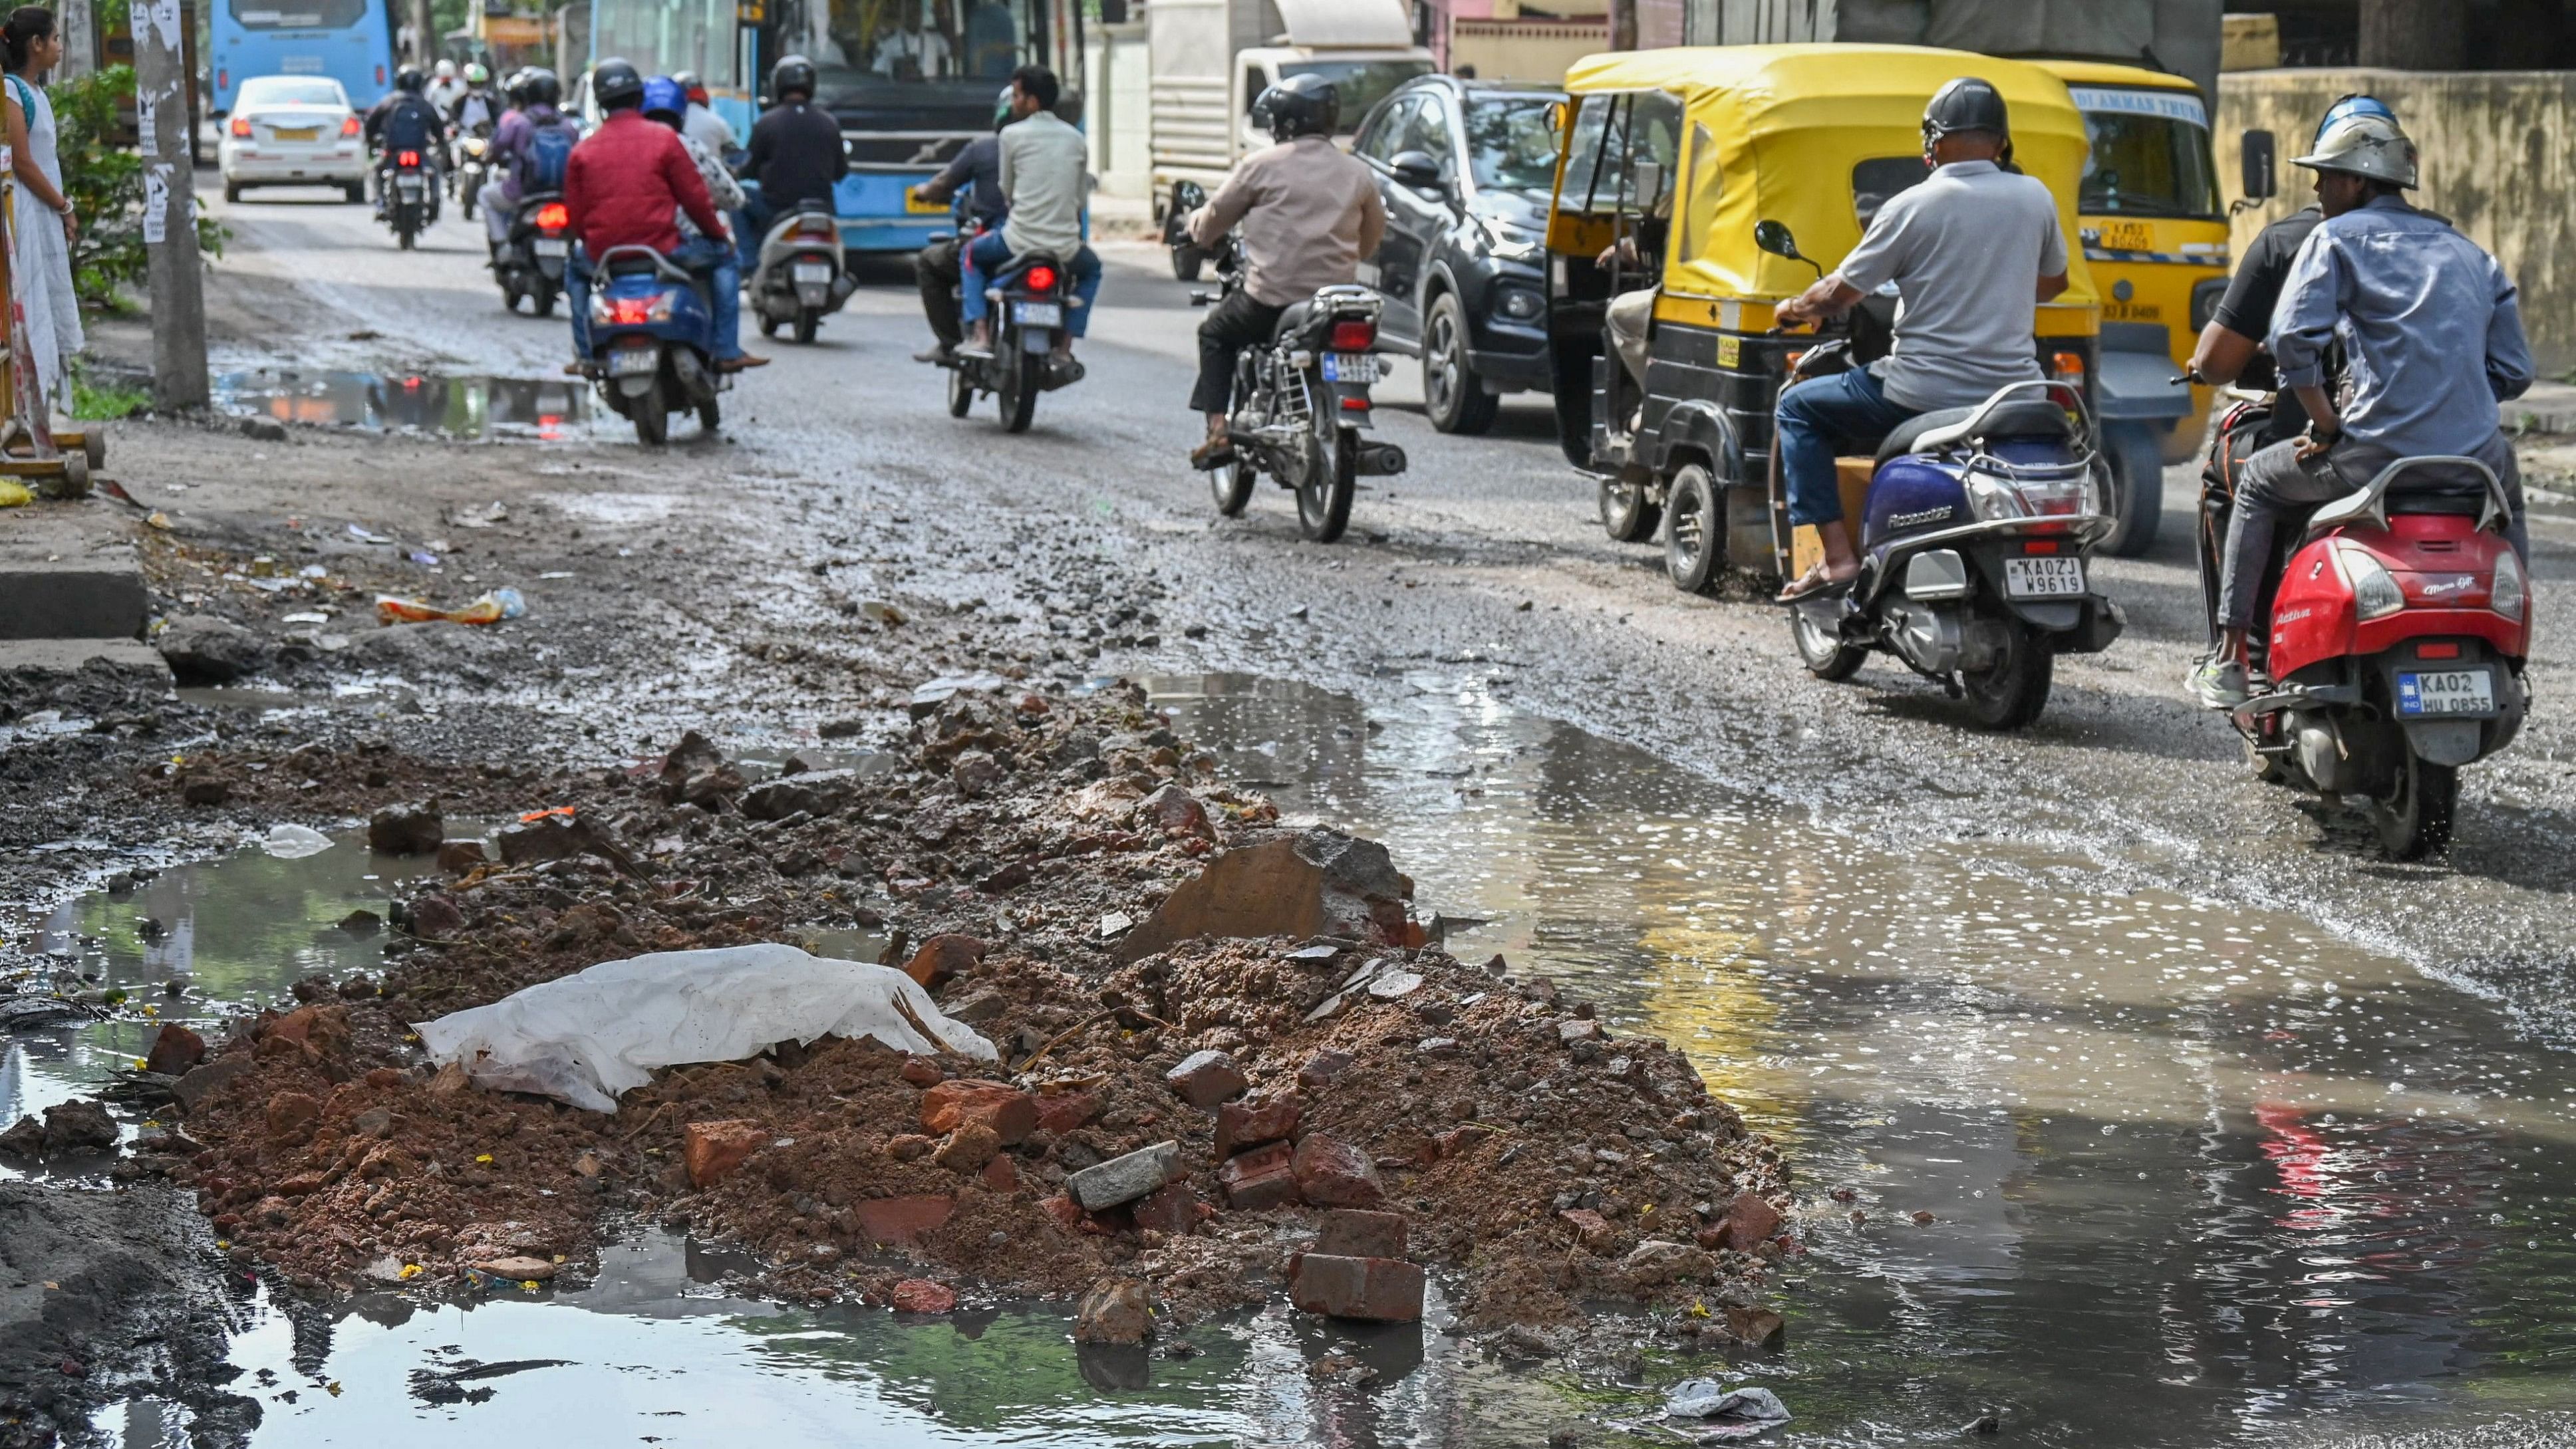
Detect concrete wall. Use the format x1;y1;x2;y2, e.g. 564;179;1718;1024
2216;67;2576;373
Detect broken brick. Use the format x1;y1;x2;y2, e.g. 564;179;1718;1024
1131;1181;1201;1236
854;1194;956;1246
683;1119;768;1188
1715;1192;1783;1252
1291;1135;1385;1208
902;934;988;991
932;1122;1002;1173
1163;1050;1247;1109
889;1278;958;1313
1213;1091;1301;1158
1219;1140;1299;1210
1312;1208;1407;1260
919;1080;1037;1145
1289;1254;1424;1322
979;1154;1018;1192
899;1056;944;1088
144;1023;206;1077
1034;1090;1102;1135
263;1091;321;1139
1558;1208;1616;1253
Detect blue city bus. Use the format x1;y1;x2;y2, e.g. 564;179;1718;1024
586;0;1083;254
210;0;397;116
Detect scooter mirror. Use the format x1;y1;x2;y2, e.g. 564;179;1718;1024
2240;129;2276;203
1753;219;1801;259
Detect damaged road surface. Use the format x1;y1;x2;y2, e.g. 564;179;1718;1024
5;192;2576;1448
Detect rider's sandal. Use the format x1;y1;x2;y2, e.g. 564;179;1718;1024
1775;563;1855;604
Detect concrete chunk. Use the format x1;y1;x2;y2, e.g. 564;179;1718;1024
1067;1140;1180;1212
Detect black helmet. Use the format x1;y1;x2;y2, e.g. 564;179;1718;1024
524;67;561;108
1252;70;1338;142
395;66;425;95
1922;76;2009;142
771;54;817;103
503;67;528;106
593;57;644;110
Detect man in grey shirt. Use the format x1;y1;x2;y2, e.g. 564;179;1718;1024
1772;78;2071;601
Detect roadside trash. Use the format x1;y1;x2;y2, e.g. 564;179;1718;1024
375;587;527;626
539;570;573;580
517;805;576;823
281;610;330;625
144;509;174;529
261;823;335;858
1665;1382;1790;1430
453;501;507;528
413;943;999;1112
0;479;29;507
347;523;393;544
408;549;440;567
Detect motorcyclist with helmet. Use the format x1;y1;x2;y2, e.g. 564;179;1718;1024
1767;77;2071;602
483;66;579;255
362;67;447;221
738;55;847;274
907;84;1012;363
643;73;753;371
1181;70;1385;469
423;58;464;114
671;70;736;157
2187;108;2533;708
561;59;758;373
449;61;498;134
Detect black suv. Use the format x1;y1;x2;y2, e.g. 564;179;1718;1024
1348;76;1563;434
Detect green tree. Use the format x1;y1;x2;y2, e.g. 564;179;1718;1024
50;63;223;309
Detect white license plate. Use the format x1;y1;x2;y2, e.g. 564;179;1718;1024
607;345;658;376
2003;556;2086;598
2397;668;2494;716
792;261;833;284
1012;301;1062;327
533;238;568;257
1322;352;1379;383
395;176;424;192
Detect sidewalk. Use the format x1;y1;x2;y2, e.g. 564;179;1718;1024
2505;378;2576;436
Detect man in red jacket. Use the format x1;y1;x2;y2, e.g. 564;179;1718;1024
562;59;765;372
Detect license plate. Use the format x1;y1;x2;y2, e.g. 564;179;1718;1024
793;261;833;283
2097;220;2154;252
273;126;319;142
1012;301;1062;327
2003;556;2086;598
1322;352;1379;384
533;238;568;257
2397;668;2495;716
607;345;658;377
395;176;423;192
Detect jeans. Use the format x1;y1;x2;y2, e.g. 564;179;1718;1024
916;236;964;349
1776;366;1919;528
1191;288;1286;415
2216;431;2527;630
734;194;772;274
959;231;1103;338
565;238;742;364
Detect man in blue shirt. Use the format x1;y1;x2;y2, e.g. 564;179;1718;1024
2191;112;2534;709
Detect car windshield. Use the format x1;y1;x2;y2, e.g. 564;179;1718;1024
239;77;347;108
1278;59;1434;136
2073;87;2222;219
1463;95;1560;195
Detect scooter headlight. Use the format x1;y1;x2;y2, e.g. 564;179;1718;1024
2492;547;2525;622
2337;543;2406;621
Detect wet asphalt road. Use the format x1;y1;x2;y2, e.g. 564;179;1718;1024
200;187;2576;1042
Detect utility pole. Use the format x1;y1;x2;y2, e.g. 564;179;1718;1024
411;0;434;66
1609;0;1636;50
57;0;91;84
134;0;208;412
2359;0;2468;68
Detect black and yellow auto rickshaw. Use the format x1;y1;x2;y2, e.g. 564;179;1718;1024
1542;44;2106;594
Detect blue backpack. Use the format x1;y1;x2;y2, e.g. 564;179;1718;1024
522;120;577;192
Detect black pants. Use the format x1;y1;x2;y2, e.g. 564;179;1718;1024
916;237;964;349
1192;289;1286;415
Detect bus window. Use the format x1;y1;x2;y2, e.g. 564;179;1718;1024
229;0;369;29
809;0;1027;86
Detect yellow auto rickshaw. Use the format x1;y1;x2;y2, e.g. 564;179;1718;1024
2033;58;2231;557
1542;44;2104;594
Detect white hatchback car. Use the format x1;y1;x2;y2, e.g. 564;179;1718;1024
218;75;366;203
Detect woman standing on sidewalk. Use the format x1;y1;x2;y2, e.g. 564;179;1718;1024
3;6;80;415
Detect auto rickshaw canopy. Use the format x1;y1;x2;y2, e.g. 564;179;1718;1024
1552;44;2100;321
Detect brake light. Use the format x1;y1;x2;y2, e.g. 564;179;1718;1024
341;115;361;137
2049;350;2086;380
375;65;385;86
533;201;569;233
1025;265;1058;293
228;115;251;137
1330;319;1377;352
2023;539;2060;555
607;297;658;325
1339;396;1371;411
397;150;420;167
2417;642;2461;660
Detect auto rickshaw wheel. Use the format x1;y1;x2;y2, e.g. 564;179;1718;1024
1598;472;1660;543
2102;423;2165;558
1662;462;1724;595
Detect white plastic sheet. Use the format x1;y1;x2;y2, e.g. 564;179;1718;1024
413;943;998;1113
261;823;335;858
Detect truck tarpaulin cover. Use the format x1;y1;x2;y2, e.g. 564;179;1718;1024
1270;0;1414;48
414;944;1000;1112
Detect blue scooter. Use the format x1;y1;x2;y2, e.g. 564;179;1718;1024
586;243;726;445
1759;225;2124;730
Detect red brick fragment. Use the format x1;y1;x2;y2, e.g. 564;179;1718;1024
1290;1135;1385;1208
682;1119;767;1188
145;1023;206;1076
902;934;988;990
1715;1192;1783;1252
1289;1254;1424;1322
1213;1091;1301;1158
920;1081;1037;1145
1131;1182;1200;1236
1558;1208;1616;1253
1218;1140;1299;1210
1034;1090;1102;1135
889;1279;958;1313
1313;1208;1407;1259
899;1056;944;1087
855;1194;956;1246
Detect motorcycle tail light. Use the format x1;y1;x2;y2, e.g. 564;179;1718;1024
2337;543;2406;620
1340;396;1371;412
397;150;420;167
598;293;672;327
341;115;361;137
228;115;251;138
2492;547;2525;622
795;215;836;237
1330;319;1377;352
1025;265;1058;293
2049;349;2086;380
533;201;569;233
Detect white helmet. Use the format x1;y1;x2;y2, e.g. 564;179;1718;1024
433;59;457;79
2293;112;2418;189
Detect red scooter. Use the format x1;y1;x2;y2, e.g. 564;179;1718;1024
2200;400;2531;858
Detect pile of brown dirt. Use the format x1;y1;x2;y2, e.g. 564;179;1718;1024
156;684;1790;1336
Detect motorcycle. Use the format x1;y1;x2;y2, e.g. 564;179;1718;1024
2195;394;2531;858
452;125;493;221
494;190;570;317
750;199;855;345
1185;224;1406;545
934;221;1085;433
584;243;726;446
380;146;435;249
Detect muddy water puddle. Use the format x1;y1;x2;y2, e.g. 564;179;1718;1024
214;368;595;441
1145;671;2576;1446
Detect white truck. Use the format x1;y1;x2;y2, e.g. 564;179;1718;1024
1147;0;1435;275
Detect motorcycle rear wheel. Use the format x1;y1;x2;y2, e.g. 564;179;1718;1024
1296;430;1356;543
1959;614;2054;730
1789;603;1864;681
997;350;1038;433
633;378;668;446
531;286;556;319
1210;456;1253;517
759;313;779;338
698;393;721;434
794;309;819;345
2368;749;2458;859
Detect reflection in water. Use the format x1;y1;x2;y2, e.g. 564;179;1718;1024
213;369;593;440
1148;672;2576;1447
